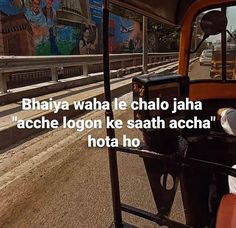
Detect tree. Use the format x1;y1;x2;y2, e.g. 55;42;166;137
148;19;180;52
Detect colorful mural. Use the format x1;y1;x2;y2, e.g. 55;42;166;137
109;14;142;53
0;0;143;56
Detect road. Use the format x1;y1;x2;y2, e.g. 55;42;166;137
189;60;211;80
0;93;184;228
0;60;215;228
0;60;212;228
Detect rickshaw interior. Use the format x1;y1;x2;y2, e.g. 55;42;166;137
104;1;236;228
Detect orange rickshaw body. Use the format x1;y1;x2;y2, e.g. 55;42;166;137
179;0;236;101
180;1;236;227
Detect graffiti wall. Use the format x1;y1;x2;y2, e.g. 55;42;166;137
0;0;142;55
109;14;142;53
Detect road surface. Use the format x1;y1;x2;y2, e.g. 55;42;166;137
189;60;211;80
0;93;185;228
0;60;217;228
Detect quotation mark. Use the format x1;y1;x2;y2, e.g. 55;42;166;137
211;116;216;121
12;116;18;122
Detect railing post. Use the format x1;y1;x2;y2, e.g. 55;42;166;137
142;16;148;74
103;0;123;227
83;64;89;76
0;73;8;93
121;61;125;69
51;66;58;82
133;58;136;66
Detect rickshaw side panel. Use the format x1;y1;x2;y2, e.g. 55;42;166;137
216;194;236;228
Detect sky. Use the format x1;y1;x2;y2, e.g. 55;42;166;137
227;6;236;32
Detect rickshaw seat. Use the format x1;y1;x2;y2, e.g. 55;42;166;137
216;193;236;228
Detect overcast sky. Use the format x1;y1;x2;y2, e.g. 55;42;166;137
227;6;236;31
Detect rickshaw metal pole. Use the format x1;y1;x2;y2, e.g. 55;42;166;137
142;16;148;73
103;1;123;227
221;6;227;82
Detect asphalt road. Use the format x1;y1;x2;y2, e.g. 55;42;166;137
0;61;216;228
189;60;211;80
0;93;185;228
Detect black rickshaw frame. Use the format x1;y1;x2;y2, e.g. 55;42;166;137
102;1;236;227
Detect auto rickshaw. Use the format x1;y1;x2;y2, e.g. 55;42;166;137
102;0;236;227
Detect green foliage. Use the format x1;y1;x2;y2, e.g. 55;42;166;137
148;20;180;52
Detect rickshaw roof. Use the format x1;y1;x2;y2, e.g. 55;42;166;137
110;0;196;25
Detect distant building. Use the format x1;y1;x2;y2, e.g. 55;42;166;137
1;12;35;55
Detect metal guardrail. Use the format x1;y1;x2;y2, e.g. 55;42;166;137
0;52;178;93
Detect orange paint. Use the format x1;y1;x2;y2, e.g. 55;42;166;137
190;82;236;100
179;0;236;100
179;0;236;75
216;194;236;228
